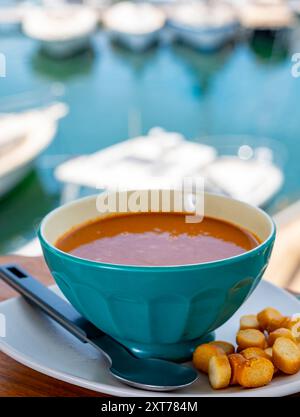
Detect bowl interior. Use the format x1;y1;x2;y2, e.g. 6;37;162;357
41;191;274;259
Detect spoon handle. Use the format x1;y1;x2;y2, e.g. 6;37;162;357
0;264;102;343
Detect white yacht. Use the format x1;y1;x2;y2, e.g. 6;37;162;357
0;1;33;29
82;0;110;23
102;2;166;51
54;128;283;208
289;0;300;16
55;128;217;193
236;0;294;30
166;0;240;50
204;148;283;207
22;5;98;58
0;102;68;198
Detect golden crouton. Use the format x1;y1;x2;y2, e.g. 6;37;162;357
209;341;235;355
240;314;260;330
236;357;274;388
263;347;279;374
241;347;269;360
289;321;300;342
228;353;246;385
264;347;273;360
281;316;298;328
193;344;225;373
273;337;300;375
236;329;266;350
281;316;293;329
281;317;300;341
208;355;232;389
257;307;284;332
268;328;295;346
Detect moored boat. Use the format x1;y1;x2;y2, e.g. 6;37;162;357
54;127;217;192
0;103;68;198
166;0;240;51
22;5;98;58
102;2;166;51
236;0;294;31
0;1;32;29
203;151;283;207
289;0;300;17
54;128;284;208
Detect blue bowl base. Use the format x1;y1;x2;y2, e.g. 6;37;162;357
116;332;216;362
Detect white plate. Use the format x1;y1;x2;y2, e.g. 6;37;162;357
0;280;300;397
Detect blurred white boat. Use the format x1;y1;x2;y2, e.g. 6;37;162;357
54;128;283;207
82;0;110;23
236;0;294;30
0;102;68;198
55;128;216;191
102;2;166;51
0;1;34;29
166;0;240;50
22;5;98;58
204;147;284;207
290;0;300;16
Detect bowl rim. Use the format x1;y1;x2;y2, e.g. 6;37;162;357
38;193;276;272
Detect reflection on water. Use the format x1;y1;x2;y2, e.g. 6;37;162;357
170;42;235;135
172;42;235;94
110;41;159;74
31;47;95;81
249;30;290;63
0;170;58;254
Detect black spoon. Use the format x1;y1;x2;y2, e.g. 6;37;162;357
0;264;198;392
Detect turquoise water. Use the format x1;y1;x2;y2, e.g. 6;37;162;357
1;28;300;253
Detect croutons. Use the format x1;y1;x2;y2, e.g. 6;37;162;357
268;328;295;346
193;307;300;391
257;307;284;332
236;357;274;388
272;337;300;375
208;355;232;389
240;314;261;330
193;343;225;373
209;341;235;355
228;353;246;385
241;347;269;360
236;329;266;350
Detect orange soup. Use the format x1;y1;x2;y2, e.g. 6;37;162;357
55;213;260;266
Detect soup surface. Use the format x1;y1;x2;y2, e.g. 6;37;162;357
55;213;260;266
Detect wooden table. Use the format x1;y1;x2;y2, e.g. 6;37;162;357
0;255;108;397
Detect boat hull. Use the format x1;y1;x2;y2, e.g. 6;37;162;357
167;21;240;51
108;29;161;51
39;36;92;58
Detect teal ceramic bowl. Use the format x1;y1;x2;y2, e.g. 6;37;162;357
38;192;275;361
